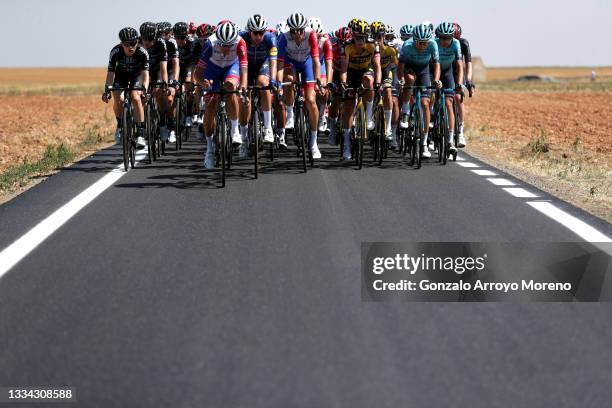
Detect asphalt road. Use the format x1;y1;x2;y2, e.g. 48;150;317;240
1;136;611;407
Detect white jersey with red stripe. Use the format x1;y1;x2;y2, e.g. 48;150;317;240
277;28;319;63
197;36;248;69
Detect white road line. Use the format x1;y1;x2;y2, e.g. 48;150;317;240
503;187;539;198
457;162;480;168
527;202;611;243
487;178;516;186
455;155;465;161
472;169;498;176
0;151;147;279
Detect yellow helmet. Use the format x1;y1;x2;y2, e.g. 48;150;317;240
348;18;360;30
353;19;370;35
370;21;386;36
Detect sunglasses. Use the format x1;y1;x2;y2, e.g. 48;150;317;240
416;40;429;46
122;40;138;47
354;35;367;41
290;29;304;34
251;31;265;37
438;36;453;41
142;36;155;42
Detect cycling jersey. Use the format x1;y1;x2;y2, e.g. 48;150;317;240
458;37;471;63
164;37;180;60
197;36;248;69
343;40;379;70
387;38;403;52
379;43;398;69
277;29;319;64
435;38;462;71
239;30;278;65
318;34;333;77
332;42;345;72
398;39;439;69
140;39;167;73
177;36;196;68
107;44;149;74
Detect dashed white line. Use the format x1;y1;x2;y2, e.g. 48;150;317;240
457;162;480;168
471;169;498;176
527;202;611;243
487;178;516;186
0;151;147;279
502;187;539;198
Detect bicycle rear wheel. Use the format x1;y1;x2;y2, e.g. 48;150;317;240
355;104;366;169
146;104;154;164
414;107;423;169
296;106;307;173
251;107;262;179
219;114;227;188
175;96;182;151
122;103;131;172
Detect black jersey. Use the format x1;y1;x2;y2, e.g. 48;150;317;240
164;37;180;60
459;38;471;63
177;36;195;67
107;44;149;74
142;38;168;72
191;38;204;66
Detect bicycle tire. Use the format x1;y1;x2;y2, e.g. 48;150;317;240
146;104;154;164
414;107;423;169
355;104;366;169
252;106;262;179
175;95;181;151
296;107;307;172
122;102;131;172
372;106;380;164
219;113;227;188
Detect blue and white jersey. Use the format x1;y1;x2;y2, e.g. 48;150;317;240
435;38;462;71
239;30;278;65
398;38;439;69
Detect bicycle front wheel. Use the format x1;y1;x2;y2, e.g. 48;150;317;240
122;103;131;172
355;103;366;170
296;107;307;173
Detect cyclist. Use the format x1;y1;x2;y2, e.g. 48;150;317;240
173;22;196;128
103;27;149;149
453;22;472;148
238;14;278;159
193;23;216;130
435;22;464;155
275;21;288;36
309;17;333;133
399;24;414;42
138;21;168;145
277;12;322;159
385;26;403;51
339;19;381;160
398;23;440;158
371;22;396;144
193;21;248;169
327;26;351;146
157;22;180;143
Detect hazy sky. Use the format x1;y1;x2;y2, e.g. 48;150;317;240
3;0;610;67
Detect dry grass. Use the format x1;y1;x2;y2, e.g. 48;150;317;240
0;68;106;95
487;67;612;81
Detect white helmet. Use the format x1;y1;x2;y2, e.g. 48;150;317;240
286;13;307;30
276;21;288;33
216;22;239;45
246;14;268;32
308;17;324;34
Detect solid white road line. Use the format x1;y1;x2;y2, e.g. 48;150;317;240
487;178;516;186
0;150;147;279
457;162;480;168
527;201;611;243
471;169;498;176
503;187;539;198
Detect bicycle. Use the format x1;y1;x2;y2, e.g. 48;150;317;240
281;76;309;173
341;85;368;170
107;85;146;171
431;88;457;165
202;87;241;188
245;84;276;179
371;83;393;166
400;85;437;169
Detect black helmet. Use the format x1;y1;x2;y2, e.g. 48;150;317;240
119;27;138;42
139;22;157;39
173;21;189;37
157;21;172;35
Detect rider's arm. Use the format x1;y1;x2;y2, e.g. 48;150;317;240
323;39;333;83
104;71;114;88
160;61;168;84
171;57;180;82
433;63;441;82
193;39;212;86
267;34;278;83
372;45;382;85
276;34;286;84
455;60;464;86
340;47;348;83
142;69;150;90
237;38;248;89
308;32;321;81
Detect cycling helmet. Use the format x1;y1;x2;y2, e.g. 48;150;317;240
158;21;173;34
276;21;288;33
335;26;353;43
453;23;462;39
413;24;433;41
216;22;239;45
188;22;197;34
308;17;324;34
287;13;307;30
196;23;215;38
119;27;138;42
352;19;370;35
386;25;397;39
370;21;386;37
435;22;455;37
422;20;434;31
246;14;268;31
348;18;360;30
173;22;189;37
399;24;414;40
328;30;337;43
139;22;157;39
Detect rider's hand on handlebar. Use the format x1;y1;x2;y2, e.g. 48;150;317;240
434;79;443;89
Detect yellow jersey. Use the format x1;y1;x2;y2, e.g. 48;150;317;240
344;41;379;70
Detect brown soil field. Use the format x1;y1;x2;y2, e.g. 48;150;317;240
0;95;113;172
464;90;611;222
0;68;107;86
487;67;612;81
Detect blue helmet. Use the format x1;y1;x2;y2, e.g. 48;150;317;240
413;24;433;41
399;24;414;40
435;22;455;37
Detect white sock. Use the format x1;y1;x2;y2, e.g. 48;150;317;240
365;101;373;120
423;132;429;146
448;130;454;144
343;129;351;146
309;130;318;148
230;119;238;133
401;102;410;114
459;123;464;134
384;110;392;133
286;105;294;121
240;124;248;142
263;110;272;129
205;135;214;151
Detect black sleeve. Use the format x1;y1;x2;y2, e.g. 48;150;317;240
166;38;179;59
191;41;202;66
461;38;472;63
138;46;149;71
157;39;168;62
107;45;120;72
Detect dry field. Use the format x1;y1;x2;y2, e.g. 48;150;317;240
0;67;610;222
